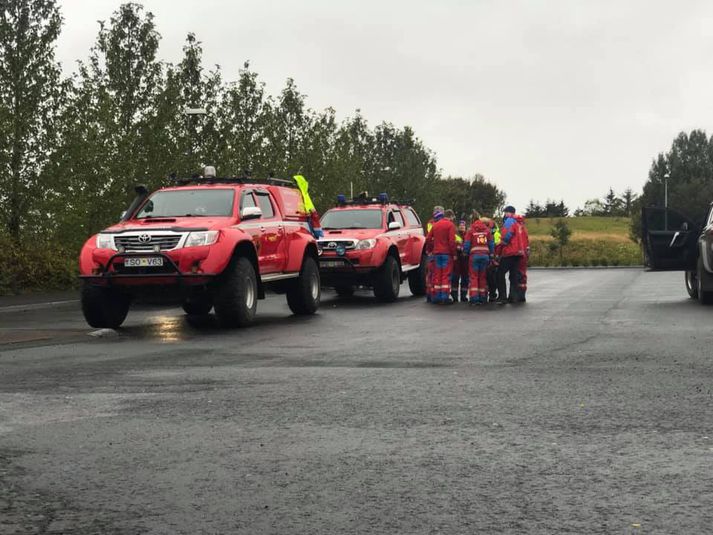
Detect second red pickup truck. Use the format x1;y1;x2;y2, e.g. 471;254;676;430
317;194;427;301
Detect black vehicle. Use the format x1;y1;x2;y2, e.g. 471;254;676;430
642;203;713;304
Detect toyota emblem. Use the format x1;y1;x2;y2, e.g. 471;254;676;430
138;234;152;243
328;242;337;249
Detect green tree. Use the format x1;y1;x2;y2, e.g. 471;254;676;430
550;219;572;264
633;129;713;240
158;32;222;177
218;61;270;176
603;187;624;216
297;106;338;208
621;187;637;216
0;0;63;240
266;77;309;175
49;2;165;245
436;174;505;221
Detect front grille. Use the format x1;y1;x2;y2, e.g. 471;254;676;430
319;239;357;250
115;234;182;252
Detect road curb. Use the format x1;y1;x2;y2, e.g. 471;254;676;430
528;265;643;270
0;299;79;313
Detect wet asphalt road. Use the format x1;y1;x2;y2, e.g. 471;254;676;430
1;268;712;534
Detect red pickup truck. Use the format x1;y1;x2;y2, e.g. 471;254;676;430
78;172;320;328
317;194;427;301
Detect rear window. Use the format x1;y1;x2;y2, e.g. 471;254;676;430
255;192;275;218
321;209;384;230
404;208;421;227
136;189;234;218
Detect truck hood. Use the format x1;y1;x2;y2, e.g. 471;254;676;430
102;217;235;233
322;229;383;241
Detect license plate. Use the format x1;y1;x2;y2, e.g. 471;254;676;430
124;257;164;267
321;260;346;268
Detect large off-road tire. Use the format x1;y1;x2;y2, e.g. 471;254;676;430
685;270;698;299
373;255;400;302
287;256;321;315
335;285;355;298
408;253;427;296
697;258;713;305
81;284;130;329
214;257;258;327
182;294;213;315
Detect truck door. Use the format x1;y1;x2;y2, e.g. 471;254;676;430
403;207;425;266
388;209;409;265
254;190;286;273
642;206;698;271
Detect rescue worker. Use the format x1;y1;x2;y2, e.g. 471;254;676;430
482;217;501;302
293;175;323;238
463;212;494;305
424;206;443;303
515;214;529;302
496;206;523;304
451;219;469;302
424;207;457;304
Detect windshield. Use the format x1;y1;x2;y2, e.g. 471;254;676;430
136;189;235;218
321;209;383;229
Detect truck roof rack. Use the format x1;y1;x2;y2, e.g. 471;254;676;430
170;174;297;188
336;192;415;207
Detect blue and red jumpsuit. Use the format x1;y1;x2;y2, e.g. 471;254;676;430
515;215;529;301
308;210;323;239
424;219;435;302
464;220;494;304
425;216;457;303
451;230;469;302
496;216;524;302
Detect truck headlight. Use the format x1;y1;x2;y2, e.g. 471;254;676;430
96;234;116;250
355;239;377;250
185;231;219;248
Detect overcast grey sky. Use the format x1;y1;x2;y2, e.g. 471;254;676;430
56;0;713;210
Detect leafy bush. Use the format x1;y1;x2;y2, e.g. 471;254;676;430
0;234;78;295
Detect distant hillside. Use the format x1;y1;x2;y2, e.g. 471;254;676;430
524;217;642;267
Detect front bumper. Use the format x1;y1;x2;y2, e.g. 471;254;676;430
318;252;380;286
80;252;217;287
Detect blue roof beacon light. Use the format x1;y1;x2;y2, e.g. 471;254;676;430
378;192;389;204
336;194;347;205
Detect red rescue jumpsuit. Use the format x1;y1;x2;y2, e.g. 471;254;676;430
515;215;529;301
464;220;494;304
425;217;457;303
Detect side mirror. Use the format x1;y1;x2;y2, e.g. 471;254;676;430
241;206;263;221
388;221;402;231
